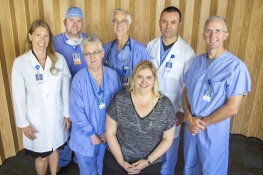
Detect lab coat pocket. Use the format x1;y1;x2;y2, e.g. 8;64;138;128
166;63;184;80
26;105;41;126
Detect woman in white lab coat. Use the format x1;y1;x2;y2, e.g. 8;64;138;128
11;20;71;175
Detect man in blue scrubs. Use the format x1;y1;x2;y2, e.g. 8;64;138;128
54;7;87;171
54;7;87;77
103;9;150;89
182;16;251;175
147;6;195;175
69;34;122;175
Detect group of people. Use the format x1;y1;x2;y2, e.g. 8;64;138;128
11;5;251;175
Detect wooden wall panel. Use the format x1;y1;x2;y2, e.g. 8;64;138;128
0;0;263;164
183;0;195;45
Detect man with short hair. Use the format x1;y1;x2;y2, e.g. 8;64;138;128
54;6;87;171
54;6;87;77
182;16;251;175
147;6;195;175
103;8;150;89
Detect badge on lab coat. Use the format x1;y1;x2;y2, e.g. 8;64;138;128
35;65;43;85
165;62;173;72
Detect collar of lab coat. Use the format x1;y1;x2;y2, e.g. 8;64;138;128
27;50;52;72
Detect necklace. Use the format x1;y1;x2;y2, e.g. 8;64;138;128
133;95;156;134
134;113;153;134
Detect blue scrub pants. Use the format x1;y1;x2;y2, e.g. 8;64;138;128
160;137;180;175
183;122;230;175
75;143;106;175
58;140;73;167
58;140;78;167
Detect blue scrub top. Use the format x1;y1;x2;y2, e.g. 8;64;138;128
184;51;251;117
102;37;150;78
69;66;122;156
54;33;87;77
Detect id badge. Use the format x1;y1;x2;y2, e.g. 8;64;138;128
72;53;81;65
36;74;43;81
98;97;105;109
202;89;212;102
36;74;43;86
121;76;129;88
122;66;129;74
165;62;173;72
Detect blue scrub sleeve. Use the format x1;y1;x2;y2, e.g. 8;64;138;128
226;62;251;97
69;78;95;134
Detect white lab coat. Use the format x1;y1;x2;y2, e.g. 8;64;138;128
11;50;71;152
147;35;195;137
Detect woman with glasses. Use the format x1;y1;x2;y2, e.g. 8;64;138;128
102;9;150;89
69;34;122;175
103;60;176;175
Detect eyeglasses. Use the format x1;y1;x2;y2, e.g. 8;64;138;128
83;50;102;58
112;19;129;25
203;29;227;35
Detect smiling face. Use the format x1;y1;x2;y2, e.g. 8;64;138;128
64;16;83;38
203;19;229;50
133;68;155;95
28;26;49;52
112;11;130;38
82;42;104;69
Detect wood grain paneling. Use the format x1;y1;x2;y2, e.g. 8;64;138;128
0;0;263;165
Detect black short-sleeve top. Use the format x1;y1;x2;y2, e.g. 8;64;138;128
106;90;176;163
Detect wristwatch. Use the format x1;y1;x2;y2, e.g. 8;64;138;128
145;157;151;165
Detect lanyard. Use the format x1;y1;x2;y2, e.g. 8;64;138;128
87;68;105;104
105;37;132;63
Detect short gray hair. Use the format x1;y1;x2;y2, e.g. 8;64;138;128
80;34;103;52
111;9;132;23
205;16;228;32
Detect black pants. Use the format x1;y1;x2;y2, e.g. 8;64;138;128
103;150;162;175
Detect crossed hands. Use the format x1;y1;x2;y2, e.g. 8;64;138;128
187;117;207;135
90;133;106;145
121;159;149;174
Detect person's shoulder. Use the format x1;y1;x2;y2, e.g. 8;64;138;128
72;68;87;81
177;35;194;51
56;52;68;63
54;33;63;40
116;90;129;98
147;37;160;45
56;52;64;58
224;51;248;68
159;94;171;103
104;40;115;47
131;38;146;48
15;51;32;61
81;33;87;37
104;66;118;75
192;53;206;60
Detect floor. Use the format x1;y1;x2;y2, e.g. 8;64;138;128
0;125;262;175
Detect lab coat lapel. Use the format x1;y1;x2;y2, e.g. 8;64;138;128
28;50;42;71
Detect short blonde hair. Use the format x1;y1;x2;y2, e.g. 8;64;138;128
128;60;160;98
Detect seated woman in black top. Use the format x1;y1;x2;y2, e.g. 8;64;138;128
103;60;176;175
